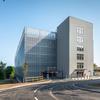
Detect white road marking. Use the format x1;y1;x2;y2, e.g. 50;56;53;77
49;88;58;100
34;85;46;93
34;97;38;100
34;89;38;93
34;85;46;100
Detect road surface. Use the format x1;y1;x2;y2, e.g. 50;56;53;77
0;80;100;100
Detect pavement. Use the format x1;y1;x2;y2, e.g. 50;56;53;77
74;79;100;93
26;80;100;100
53;78;100;93
0;80;52;92
0;79;100;100
0;77;100;92
75;84;100;93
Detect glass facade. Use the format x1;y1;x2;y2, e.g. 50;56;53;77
15;27;57;80
15;17;93;80
15;30;25;80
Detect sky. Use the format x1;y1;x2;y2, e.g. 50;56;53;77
0;0;100;66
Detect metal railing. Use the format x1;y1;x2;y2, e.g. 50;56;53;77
25;76;44;82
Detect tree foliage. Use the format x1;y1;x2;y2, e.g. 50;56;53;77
0;61;6;80
5;66;15;79
23;63;28;76
93;63;97;69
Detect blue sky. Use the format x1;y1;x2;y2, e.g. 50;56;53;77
0;0;100;66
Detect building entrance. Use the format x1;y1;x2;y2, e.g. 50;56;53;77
42;71;57;79
77;71;84;77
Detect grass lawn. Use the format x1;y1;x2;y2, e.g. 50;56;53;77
89;83;100;88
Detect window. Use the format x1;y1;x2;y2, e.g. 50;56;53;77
77;45;84;51
76;27;84;43
76;27;84;34
47;33;56;39
77;36;83;43
77;54;84;60
77;63;84;69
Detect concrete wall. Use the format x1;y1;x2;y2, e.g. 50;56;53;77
57;16;93;78
69;17;93;77
57;17;69;78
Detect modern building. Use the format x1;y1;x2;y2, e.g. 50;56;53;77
57;16;93;78
15;27;57;81
15;16;93;81
94;67;100;76
93;64;100;76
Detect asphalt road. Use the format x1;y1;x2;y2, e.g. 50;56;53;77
0;80;100;100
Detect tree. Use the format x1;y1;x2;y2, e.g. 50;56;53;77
93;63;97;69
23;62;28;82
23;63;28;77
0;61;6;80
5;66;15;79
